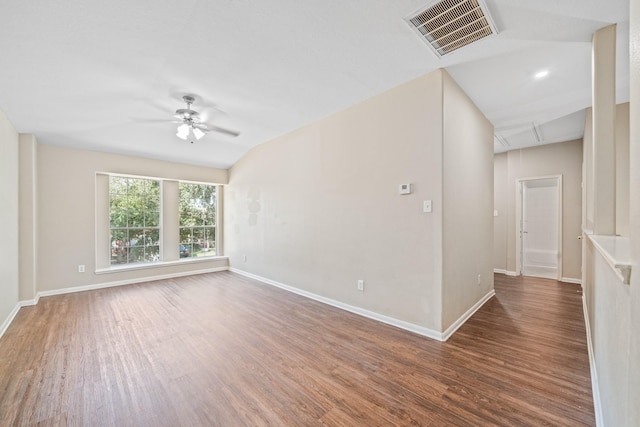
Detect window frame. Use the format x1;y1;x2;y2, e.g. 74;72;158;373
178;181;219;259
95;172;225;274
109;175;162;266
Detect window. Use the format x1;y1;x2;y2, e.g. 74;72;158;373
109;176;160;265
179;183;217;258
98;173;222;272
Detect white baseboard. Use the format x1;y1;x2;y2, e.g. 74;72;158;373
20;295;40;307
37;267;229;298
230;268;494;342
0;303;21;340
4;266;494;346
442;289;496;341
582;294;603;426
0;267;229;341
494;269;582;285
493;269;517;276
229;268;443;341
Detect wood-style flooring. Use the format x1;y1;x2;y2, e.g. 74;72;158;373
0;272;594;426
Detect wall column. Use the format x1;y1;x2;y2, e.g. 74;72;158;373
592;24;617;234
162;181;180;262
18;134;38;301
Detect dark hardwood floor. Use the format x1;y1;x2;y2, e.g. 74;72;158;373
0;272;594;426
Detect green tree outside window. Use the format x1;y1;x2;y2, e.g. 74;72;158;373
179;183;217;258
109;176;160;265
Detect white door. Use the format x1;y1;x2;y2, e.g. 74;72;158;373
521;178;561;279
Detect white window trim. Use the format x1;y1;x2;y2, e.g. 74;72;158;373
95;172;224;274
108;175;162;266
94;255;229;275
178;181;219;259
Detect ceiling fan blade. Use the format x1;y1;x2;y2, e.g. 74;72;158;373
192;122;240;137
207;124;241;137
132;118;182;124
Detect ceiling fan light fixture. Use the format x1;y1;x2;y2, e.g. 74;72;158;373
193;127;205;140
176;123;190;140
168;94;239;141
534;70;549;80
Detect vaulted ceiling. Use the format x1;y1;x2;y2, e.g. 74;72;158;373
0;0;630;168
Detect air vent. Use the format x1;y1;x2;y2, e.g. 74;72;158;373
405;0;498;57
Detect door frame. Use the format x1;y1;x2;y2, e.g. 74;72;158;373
515;174;563;280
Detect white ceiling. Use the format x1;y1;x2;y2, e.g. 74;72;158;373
0;0;630;169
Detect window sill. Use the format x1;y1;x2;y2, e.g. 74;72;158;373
95;256;228;275
586;233;632;285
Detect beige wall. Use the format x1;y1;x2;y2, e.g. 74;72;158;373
441;72;494;329
19;134;37;301
493;153;508;271
36;145;229;293
583;103;630;236
493;140;583;280
584;108;594;231
225;69;493;333
616;103;630;236
0;111;19;329
592;25;617;235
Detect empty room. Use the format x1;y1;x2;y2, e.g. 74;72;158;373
1;0;639;426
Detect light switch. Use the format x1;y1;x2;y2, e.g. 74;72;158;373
494;210;498;217
423;200;432;213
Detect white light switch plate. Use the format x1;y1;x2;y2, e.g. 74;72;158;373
423;200;432;213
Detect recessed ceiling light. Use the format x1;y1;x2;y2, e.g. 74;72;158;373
534;70;549;79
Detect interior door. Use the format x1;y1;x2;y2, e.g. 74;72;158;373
521;178;560;279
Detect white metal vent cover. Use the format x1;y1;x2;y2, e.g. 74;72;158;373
405;0;498;57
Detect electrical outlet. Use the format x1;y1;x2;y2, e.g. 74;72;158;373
357;279;364;291
78;265;85;273
477;274;481;285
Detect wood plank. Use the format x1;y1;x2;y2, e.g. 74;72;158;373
0;272;595;426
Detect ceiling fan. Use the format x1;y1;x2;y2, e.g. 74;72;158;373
173;95;240;142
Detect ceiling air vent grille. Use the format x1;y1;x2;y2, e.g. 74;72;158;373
405;0;498;57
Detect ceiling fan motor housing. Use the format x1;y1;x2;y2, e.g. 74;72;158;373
175;108;199;120
173;94;240;138
175;96;200;120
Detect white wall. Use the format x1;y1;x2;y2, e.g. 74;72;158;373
0;111;19;331
581;14;640;425
626;0;640;424
582;100;633;427
225;69;494;334
493;140;583;280
583;239;631;426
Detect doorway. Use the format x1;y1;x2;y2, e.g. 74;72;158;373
515;176;563;280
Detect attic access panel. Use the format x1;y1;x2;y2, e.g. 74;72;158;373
405;0;498;57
